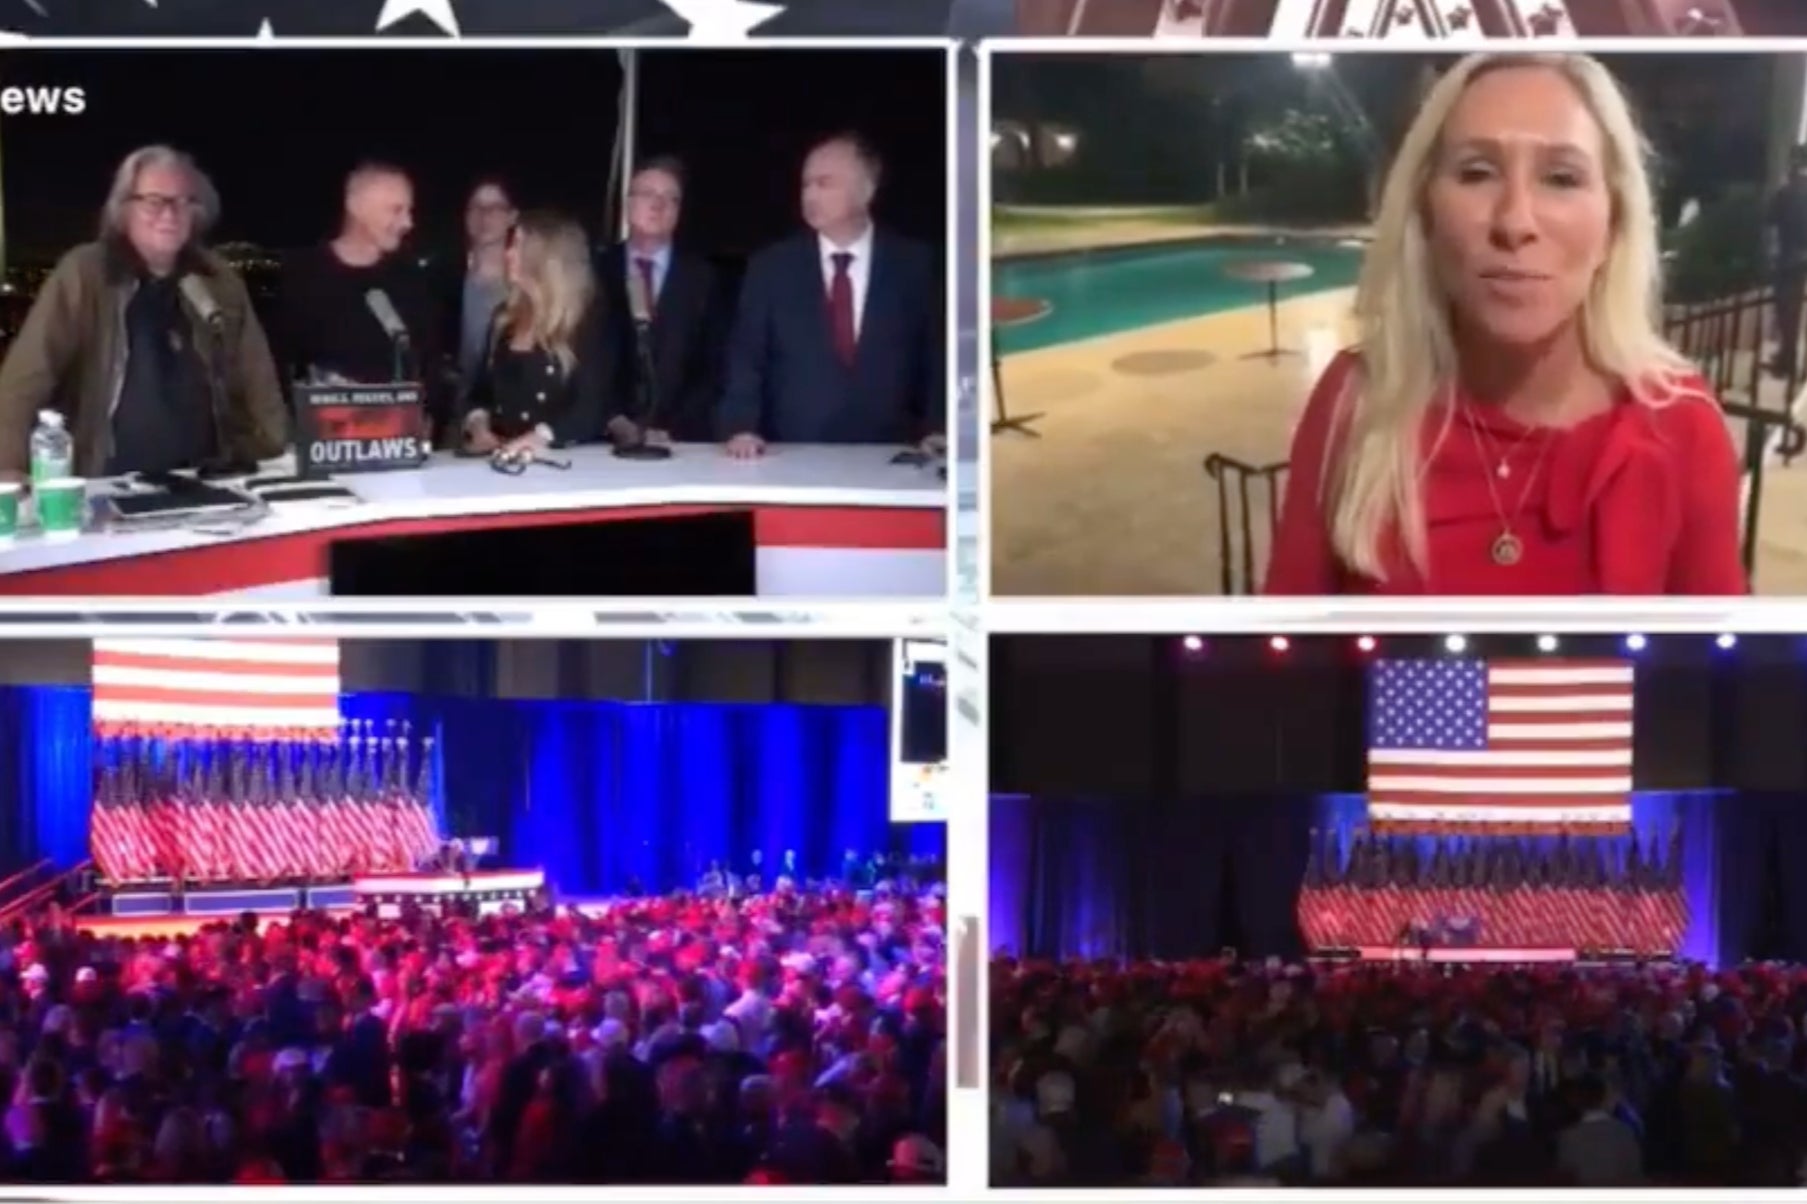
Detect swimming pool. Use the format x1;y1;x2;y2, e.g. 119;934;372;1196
992;235;1366;354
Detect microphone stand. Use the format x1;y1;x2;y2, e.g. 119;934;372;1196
390;334;413;387
614;316;671;461
389;333;434;453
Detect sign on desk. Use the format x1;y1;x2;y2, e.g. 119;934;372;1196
293;382;429;478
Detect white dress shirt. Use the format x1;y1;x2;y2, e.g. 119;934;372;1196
1239;1089;1300;1170
1301;1091;1355;1179
817;224;875;338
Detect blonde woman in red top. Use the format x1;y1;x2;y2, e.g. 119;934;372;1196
1266;53;1746;596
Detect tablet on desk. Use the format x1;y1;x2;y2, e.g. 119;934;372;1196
106;491;250;523
248;480;360;505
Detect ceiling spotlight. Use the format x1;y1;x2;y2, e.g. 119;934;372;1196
1537;635;1559;653
1270;636;1291;653
1625;634;1647;652
1182;635;1204;652
1445;635;1468;654
1716;633;1737;650
1356;635;1377;653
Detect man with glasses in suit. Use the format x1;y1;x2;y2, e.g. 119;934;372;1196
597;156;726;444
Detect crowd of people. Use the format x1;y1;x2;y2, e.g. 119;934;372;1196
0;875;947;1184
992;954;1807;1187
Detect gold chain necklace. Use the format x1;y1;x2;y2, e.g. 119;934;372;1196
1470;415;1535;480
1463;413;1555;567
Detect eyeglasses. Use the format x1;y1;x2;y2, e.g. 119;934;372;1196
629;189;681;207
468;201;515;216
129;193;200;218
490;449;572;475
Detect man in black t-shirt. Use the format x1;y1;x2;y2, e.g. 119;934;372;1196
277;162;448;436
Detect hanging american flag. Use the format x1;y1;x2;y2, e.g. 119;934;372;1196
1367;657;1634;834
92;639;342;739
0;0;974;37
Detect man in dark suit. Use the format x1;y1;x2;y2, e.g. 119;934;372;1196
325;977;392;1110
597;157;725;443
719;133;944;458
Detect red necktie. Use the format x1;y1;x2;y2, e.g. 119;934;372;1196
634;257;658;318
828;251;856;366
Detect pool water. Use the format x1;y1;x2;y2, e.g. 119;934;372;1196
992;235;1366;354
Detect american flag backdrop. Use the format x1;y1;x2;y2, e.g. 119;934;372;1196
1367;657;1635;834
92;638;343;739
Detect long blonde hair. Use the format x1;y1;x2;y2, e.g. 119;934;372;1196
498;210;595;376
1330;53;1695;580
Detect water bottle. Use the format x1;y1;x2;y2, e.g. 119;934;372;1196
28;410;71;485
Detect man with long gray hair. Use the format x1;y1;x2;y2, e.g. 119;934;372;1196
0;145;288;480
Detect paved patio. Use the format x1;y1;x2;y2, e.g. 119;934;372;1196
990;282;1807;597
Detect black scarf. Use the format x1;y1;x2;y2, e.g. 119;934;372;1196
108;265;215;476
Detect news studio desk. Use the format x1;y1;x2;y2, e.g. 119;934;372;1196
0;444;948;598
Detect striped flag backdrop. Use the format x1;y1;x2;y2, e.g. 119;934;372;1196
1367;657;1634;834
92;638;343;738
87;640;441;885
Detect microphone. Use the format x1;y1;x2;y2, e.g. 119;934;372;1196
364;288;414;384
614;258;671;462
179;274;247;479
178;274;223;327
365;288;410;346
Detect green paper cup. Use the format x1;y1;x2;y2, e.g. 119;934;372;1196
35;477;85;540
0;482;18;542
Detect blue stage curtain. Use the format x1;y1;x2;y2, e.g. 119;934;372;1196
988;794;1186;962
510;700;931;896
0;687;92;873
988;794;1135;961
0;687;940;899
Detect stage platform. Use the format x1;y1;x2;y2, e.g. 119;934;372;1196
82;868;546;936
1348;946;1580;964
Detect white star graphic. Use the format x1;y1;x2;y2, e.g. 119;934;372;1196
257;18;274;38
654;0;785;38
375;0;460;35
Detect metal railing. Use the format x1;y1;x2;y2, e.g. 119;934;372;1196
1202;455;1289;595
0;860;89;924
1203;285;1807;594
0;859;50;919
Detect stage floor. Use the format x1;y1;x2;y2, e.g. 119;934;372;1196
1349;946;1580;964
73;910;355;940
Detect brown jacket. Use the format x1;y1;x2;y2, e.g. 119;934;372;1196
0;239;289;476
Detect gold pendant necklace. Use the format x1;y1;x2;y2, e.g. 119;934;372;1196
1465;413;1552;569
